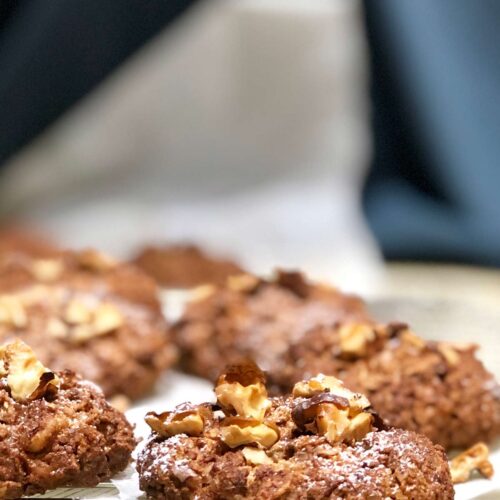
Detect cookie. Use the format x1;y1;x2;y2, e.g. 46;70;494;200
137;362;453;499
172;271;500;449
0;226;61;260
0;249;177;399
172;270;368;385
284;322;500;449
0;340;136;499
133;244;244;288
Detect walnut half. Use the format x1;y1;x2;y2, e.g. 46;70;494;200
292;375;374;444
215;360;271;420
220;417;279;448
145;403;210;438
0;340;59;401
450;442;494;484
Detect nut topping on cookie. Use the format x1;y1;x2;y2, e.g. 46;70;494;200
436;343;461;366
77;249;117;272
63;301;124;343
450;442;494;484
145;404;209;437
0;340;59;401
220;417;279;448
241;446;273;465
0;295;27;328
293;374;371;412
292;375;373;444
338;323;376;358
227;274;260;293
190;284;216;302
399;329;426;350
30;259;64;282
215;360;271;420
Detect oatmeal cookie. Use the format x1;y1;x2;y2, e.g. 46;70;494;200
284;322;500;450
172;270;367;384
137;363;453;499
0;249;176;399
0;340;136;499
133;244;244;288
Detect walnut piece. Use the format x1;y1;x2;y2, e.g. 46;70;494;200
65;299;92;325
220;417;279;448
27;415;65;452
226;274;260;293
242;447;273;465
109;394;131;413
0;340;59;401
399;329;426;350
77;249;117;272
292;375;374;444
47;317;68;338
338;323;376;358
293;374;371;413
93;303;124;334
30;259;64;282
437;343;461;366
189;284;216;302
215;361;271;420
450;442;494;484
0;295;27;328
64;301;124;343
145;404;208;437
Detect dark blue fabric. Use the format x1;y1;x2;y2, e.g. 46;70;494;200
363;0;500;266
0;0;198;167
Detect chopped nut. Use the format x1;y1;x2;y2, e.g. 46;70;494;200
227;274;260;293
64;300;92;325
17;284;56;307
242;447;273;465
344;412;374;441
220;417;279;448
399;329;426;350
30;259;63;282
292;376;373;444
0;295;27;328
67;302;123;343
339;323;376;358
437;343;461;366
293;374;344;398
292;393;349;429
145;404;209;437
46;317;68;338
109;394;131;412
292;375;371;414
77;249;117;272
215;361;270;419
27;415;64;452
450;443;494;484
189;284;216;302
0;340;59;401
71;325;97;343
93;303;123;334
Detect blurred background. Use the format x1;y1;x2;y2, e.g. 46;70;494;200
0;0;499;293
